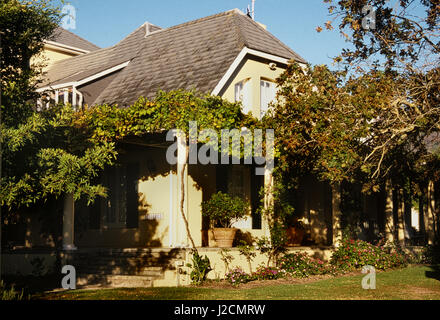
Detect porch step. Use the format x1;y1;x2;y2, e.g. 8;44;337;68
65;248;185;288
77;274;154;289
76;266;164;277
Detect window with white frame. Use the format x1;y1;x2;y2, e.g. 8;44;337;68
260;80;276;118
234;78;252;114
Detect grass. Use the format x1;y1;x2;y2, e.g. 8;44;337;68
33;265;440;300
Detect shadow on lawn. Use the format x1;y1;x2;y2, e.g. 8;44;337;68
3;275;62;295
425;265;440;282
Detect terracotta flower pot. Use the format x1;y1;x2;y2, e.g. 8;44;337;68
212;228;238;248
287;227;305;247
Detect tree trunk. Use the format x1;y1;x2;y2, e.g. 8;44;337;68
179;142;196;250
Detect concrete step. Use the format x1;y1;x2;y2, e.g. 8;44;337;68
75;267;164;277
77;274;155;288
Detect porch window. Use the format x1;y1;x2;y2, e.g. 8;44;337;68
235;79;252;114
214;165;263;230
87;162;140;230
260;80;276;118
103;165;128;228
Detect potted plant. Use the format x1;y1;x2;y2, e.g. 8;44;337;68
201;192;249;248
286;217;306;247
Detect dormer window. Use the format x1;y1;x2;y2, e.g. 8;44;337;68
234;78;252;114
260;80;276;118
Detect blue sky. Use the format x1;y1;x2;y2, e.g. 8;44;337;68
59;0;350;67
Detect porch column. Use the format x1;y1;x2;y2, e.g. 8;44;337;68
384;181;395;243
62;193;77;251
176;134;189;248
331;183;342;246
63;89;68;105
426;181;436;245
263;166;274;239
396;189;405;246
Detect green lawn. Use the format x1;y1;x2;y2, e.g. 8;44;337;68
34;265;440;300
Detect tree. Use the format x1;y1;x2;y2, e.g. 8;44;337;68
269;63;395;186
299;0;440;190
0;0;117;211
0;0;61;124
320;0;439;71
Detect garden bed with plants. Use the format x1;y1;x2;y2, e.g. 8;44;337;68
190;237;413;287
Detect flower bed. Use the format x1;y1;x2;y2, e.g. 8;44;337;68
252;266;286;281
225;268;253;286
223;239;410;286
330;239;409;272
278;252;339;277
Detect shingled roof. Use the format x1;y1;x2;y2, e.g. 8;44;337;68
49;27;101;52
41;9;306;106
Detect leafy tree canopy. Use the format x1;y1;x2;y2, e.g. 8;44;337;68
0;0;61;125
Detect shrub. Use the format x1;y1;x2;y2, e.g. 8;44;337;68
252;265;285;281
219;248;234;273
421;245;440;265
256;224;288;266
187;249;212;285
278;252;339;277
201;192;249;228
0;281;26;301
225;268;252;286
330;238;408;272
238;241;257;273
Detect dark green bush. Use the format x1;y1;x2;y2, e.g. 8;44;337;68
421;245;440;265
0;281;26;301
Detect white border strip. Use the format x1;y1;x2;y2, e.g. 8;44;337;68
44;40;91;55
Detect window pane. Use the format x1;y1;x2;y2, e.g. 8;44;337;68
235;80;251;114
235;82;243;102
260;80;276;118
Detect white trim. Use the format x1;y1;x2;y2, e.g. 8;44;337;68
211;47;295;96
36;61;130;93
211;48;248;96
44;40;91;55
37;82;76;92
77;61;130;87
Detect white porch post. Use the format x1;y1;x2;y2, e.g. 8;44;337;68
72;88;77;108
54;90;59;104
62;193;77;251
63;89;68;105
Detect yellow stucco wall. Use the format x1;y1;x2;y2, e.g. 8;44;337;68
31;46;78;72
221;56;287;119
